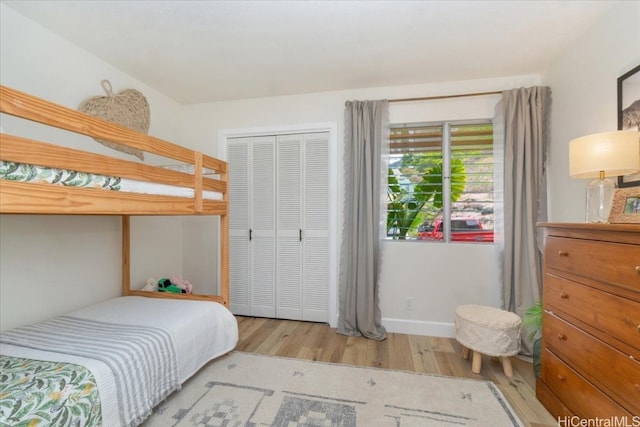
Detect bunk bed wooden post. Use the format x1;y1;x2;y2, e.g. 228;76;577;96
220;169;230;307
194;152;203;213
122;215;131;296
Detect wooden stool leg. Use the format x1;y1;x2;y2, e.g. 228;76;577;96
471;351;482;374
461;346;470;360
501;356;513;378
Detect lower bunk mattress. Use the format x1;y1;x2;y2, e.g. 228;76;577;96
0;296;238;427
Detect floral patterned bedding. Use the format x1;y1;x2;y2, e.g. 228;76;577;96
0;355;102;426
0;160;223;200
0;161;121;190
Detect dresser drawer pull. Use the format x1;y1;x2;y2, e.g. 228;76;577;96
557;375;566;382
560;291;569;299
557;333;567;341
636;265;640;273
557;250;569;257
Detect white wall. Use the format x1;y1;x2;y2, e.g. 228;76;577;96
543;1;640;222
181;74;540;336
0;4;191;330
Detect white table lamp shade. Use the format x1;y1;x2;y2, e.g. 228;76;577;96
569;130;640;178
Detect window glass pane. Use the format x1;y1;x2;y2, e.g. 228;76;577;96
388;124;442;240
450;123;494;243
387;121;494;243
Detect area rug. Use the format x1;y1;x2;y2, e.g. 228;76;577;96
142;352;524;427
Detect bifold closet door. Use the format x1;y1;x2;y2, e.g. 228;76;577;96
276;133;329;322
228;136;275;317
301;133;329;322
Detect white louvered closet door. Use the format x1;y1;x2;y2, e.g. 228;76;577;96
227;136;275;317
301;133;329;322
276;135;303;320
276;133;329;322
227;141;250;315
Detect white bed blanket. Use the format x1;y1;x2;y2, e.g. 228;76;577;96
0;296;238;427
1;317;179;426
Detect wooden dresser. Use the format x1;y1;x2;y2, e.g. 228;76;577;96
536;223;640;418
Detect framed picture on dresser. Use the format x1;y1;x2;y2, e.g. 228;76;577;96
608;187;640;223
617;64;640;188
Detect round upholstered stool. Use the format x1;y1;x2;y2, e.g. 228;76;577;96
455;304;521;378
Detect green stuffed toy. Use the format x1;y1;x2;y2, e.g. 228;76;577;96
158;277;186;293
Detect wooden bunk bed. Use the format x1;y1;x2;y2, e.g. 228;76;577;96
0;85;237;426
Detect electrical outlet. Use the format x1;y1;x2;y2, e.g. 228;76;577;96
404;297;413;311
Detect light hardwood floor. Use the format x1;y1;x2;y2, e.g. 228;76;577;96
236;316;557;427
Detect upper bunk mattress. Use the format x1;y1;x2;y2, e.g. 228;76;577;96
0;160;223;200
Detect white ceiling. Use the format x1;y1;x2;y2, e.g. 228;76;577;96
3;0;617;105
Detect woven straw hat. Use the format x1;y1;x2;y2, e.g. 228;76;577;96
78;80;150;161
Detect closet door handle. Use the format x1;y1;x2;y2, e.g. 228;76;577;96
299;229;303;242
249;229;252;241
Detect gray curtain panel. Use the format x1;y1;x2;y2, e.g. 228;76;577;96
497;86;551;356
338;100;388;341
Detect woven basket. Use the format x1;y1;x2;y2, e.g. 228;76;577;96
78;80;150;161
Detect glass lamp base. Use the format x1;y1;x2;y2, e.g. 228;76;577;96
585;177;615;223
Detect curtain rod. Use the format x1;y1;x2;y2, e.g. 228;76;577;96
388;90;503;103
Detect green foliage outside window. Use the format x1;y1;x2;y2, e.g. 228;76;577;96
387;158;466;240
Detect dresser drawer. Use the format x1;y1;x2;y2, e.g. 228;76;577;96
545;274;640;353
545;236;640;293
543;312;640;414
540;348;633;418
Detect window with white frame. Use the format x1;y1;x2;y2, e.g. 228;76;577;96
386;120;495;243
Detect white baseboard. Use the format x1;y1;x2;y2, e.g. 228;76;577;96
381;317;456;338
